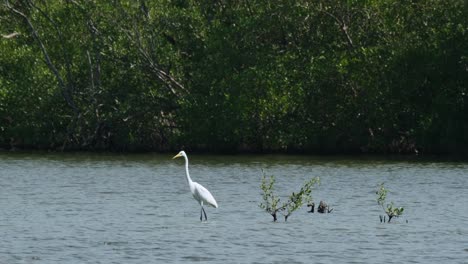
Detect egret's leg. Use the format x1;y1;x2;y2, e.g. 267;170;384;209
200;207;203;221
202;206;208;221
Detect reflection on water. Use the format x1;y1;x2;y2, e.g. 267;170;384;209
0;152;467;263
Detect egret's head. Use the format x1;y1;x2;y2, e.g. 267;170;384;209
172;150;186;159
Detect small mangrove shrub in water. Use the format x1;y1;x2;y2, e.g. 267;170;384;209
376;183;404;223
259;171;319;222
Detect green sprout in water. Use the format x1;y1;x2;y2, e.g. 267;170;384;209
260;170;319;222
376;183;404;223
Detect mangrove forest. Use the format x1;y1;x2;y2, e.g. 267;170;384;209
0;0;467;154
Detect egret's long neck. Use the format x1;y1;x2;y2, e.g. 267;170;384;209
184;155;193;184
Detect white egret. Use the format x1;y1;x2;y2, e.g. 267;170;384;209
173;151;218;221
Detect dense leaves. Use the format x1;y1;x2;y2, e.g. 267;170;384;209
1;0;467;154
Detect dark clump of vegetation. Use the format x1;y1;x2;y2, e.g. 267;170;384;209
259;171;319;222
308;200;333;214
376;183;404;223
1;1;467;155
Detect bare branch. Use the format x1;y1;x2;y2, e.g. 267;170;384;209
28;0;76;94
5;0;79;115
132;23;188;96
319;7;354;48
2;32;20;38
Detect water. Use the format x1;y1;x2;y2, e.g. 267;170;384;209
0;152;467;263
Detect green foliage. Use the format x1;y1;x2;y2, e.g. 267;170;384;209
376;183;404;222
1;1;467;154
259;172;281;221
283;177;320;221
376;183;388;207
259;170;319;222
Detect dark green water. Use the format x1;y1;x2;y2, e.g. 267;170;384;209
1;152;467;263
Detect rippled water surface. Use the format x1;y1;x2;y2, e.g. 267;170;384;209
1;152;467;263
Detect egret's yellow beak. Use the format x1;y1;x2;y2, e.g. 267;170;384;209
172;153;182;159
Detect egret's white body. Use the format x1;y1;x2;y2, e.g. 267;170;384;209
173;151;218;221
